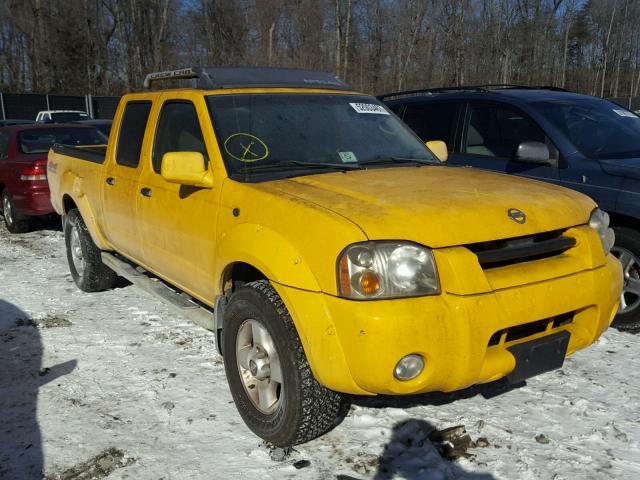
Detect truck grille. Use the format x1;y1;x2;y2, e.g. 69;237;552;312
466;230;576;269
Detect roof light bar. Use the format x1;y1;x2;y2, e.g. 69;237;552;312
142;66;353;91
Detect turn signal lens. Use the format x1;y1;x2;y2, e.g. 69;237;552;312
359;270;380;295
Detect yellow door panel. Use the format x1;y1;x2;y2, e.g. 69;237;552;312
137;93;220;301
102;100;153;262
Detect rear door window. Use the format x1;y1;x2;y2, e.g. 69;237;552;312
401;102;460;147
116;102;152;167
152;101;208;173
464;103;546;158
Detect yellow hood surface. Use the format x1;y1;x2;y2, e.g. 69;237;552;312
265;166;596;248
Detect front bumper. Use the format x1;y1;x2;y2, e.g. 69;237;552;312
275;252;622;396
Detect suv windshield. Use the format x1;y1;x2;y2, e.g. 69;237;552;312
533;99;640;159
206;94;435;180
18;127;107;154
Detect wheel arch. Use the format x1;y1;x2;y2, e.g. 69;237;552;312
60;192;112;251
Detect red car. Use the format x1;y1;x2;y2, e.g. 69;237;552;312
0;124;106;233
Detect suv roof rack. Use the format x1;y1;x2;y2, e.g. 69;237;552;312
143;66;353;91
377;84;569;101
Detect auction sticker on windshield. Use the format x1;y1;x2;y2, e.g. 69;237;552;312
349;103;389;115
613;109;638;118
338;151;358;163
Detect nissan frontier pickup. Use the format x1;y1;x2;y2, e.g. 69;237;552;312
47;67;622;446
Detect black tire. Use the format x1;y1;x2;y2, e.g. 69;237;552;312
222;280;342;446
2;190;30;233
64;209;116;292
612;227;640;330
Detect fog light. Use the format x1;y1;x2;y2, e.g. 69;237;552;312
394;354;424;381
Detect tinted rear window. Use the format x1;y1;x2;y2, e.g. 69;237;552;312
50;112;89;122
18;128;107;154
116;102;152;167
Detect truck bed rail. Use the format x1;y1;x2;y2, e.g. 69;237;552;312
51;143;107;164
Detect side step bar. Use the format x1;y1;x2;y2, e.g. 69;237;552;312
101;252;216;331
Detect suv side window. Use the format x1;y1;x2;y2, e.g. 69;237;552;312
402;102;460;147
464;103;546;159
152;101;208;174
0;132;9;159
116;101;152;167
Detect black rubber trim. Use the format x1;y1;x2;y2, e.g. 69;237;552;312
475;235;576;267
507;330;570;384
51;143;106;164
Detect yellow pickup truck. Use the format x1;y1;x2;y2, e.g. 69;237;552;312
48;67;622;447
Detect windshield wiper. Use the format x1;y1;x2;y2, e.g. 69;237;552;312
237;160;361;173
358;156;433;166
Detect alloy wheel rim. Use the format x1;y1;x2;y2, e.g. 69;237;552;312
612;246;640;314
69;226;86;277
236;319;283;414
3;195;13;226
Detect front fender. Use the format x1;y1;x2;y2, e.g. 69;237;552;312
615;178;640;221
216;223;367;394
215;222;321;292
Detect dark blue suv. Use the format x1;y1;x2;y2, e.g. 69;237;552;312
382;86;640;328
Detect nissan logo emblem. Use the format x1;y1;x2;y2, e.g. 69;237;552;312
508;208;526;224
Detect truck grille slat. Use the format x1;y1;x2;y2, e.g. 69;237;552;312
467;230;575;269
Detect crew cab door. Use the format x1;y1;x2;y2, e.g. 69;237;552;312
102;100;153;262
137;95;219;302
454;102;561;183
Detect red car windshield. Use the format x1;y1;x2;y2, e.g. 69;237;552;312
18;128;107;154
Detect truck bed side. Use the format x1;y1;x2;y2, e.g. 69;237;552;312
48;144;112;250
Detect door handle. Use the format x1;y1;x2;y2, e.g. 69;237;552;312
106;177;116;186
140;187;152;198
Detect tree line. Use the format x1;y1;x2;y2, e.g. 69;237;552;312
0;0;638;98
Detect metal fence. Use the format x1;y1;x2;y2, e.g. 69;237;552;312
607;96;640;111
0;93;121;120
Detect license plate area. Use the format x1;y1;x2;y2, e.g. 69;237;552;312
506;330;570;383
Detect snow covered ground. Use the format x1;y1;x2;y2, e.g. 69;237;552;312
1;221;639;480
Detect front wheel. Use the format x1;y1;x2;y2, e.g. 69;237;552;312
2;191;30;233
222;280;342;446
611;227;640;329
64;209;116;292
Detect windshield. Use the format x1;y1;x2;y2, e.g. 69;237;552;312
206;93;435;179
18;127;107;154
50;112;89;122
533;99;640;159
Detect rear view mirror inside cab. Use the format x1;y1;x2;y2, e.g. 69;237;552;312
425;140;448;163
161;151;214;188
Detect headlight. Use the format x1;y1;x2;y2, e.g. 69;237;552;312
589;208;615;255
337;241;440;299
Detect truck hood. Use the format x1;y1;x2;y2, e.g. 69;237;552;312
267;166;595;248
599;158;640;180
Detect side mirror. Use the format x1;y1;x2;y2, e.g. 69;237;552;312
161;152;213;188
515;141;553;165
425;140;448;163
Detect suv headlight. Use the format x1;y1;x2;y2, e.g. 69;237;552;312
337;241;440;299
589;208;615;255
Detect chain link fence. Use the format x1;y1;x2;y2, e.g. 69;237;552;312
0;93;121;120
